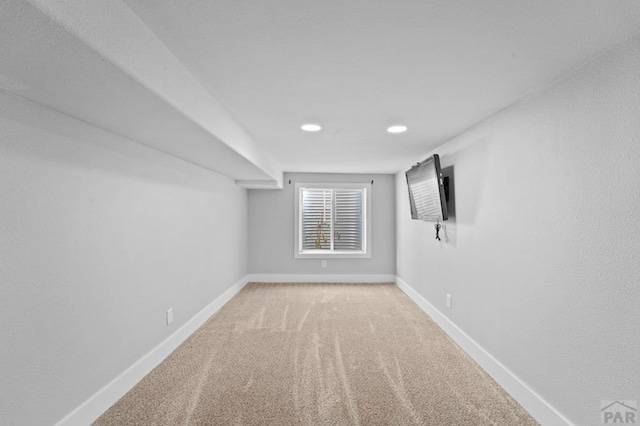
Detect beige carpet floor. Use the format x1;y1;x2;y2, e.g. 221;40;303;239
95;283;538;425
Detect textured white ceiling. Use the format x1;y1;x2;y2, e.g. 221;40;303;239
125;0;640;173
4;1;640;182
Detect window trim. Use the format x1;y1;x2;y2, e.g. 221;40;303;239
294;182;371;259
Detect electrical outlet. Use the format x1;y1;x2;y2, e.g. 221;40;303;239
446;294;452;309
321;260;327;268
166;308;173;325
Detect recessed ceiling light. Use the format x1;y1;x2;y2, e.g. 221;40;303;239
387;125;408;134
301;124;322;132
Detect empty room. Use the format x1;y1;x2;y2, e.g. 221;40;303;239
1;1;639;425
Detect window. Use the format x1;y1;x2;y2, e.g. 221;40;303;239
294;183;371;258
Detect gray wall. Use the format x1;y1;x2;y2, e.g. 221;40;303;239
0;91;249;425
249;173;395;276
395;34;640;425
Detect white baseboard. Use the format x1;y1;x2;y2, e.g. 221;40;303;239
55;275;250;426
248;273;396;283
395;276;574;426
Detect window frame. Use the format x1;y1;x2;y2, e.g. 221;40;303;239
294;182;371;259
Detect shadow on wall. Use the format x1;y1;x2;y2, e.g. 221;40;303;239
442;165;456;220
440;137;491;227
441;165;457;247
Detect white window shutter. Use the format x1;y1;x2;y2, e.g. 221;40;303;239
301;189;332;250
334;189;363;251
300;187;364;253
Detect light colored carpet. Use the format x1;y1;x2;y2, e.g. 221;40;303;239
95;283;538;425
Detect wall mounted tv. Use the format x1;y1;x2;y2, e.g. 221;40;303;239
405;154;448;222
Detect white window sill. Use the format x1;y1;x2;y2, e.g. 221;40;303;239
295;250;371;259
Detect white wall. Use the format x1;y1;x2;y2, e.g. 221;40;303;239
0;90;248;425
395;35;640;425
249;173;395;277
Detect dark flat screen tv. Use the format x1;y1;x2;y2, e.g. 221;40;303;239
405;154;448;222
